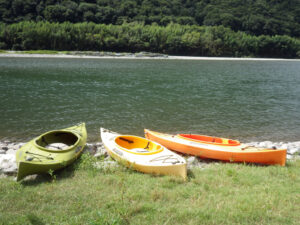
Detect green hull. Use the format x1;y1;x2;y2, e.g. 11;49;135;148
16;123;87;181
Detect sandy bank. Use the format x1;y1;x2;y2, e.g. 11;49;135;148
0;51;299;61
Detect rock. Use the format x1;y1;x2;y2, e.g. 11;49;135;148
0;173;8;179
186;156;209;169
288;147;299;155
258;142;267;148
2;163;17;174
7;143;17;150
2;146;8;151
93;160;118;169
22;174;38;181
0;154;17;174
187;156;197;165
262;141;273;149
6;149;16;155
94;152;103;158
84;142;107;156
245;141;300;155
85;144;97;154
96;146;107;155
95;142;104;147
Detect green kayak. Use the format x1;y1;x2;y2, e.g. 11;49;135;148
16;123;87;181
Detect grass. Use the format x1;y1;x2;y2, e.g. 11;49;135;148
21;50;62;54
0;154;299;225
0;50;68;54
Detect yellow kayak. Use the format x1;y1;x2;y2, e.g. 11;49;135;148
100;128;187;179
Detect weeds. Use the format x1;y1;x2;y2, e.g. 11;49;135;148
48;169;56;182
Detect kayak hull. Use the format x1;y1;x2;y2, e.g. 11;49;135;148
101;128;187;179
16;123;87;181
145;129;286;166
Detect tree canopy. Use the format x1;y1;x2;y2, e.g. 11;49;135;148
1;22;299;58
0;0;299;37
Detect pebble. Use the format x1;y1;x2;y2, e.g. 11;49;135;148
186;156;209;169
0;173;8;179
0;140;299;178
288;148;299;155
0;154;17;174
6;149;16;155
94;152;106;158
93;160;118;169
187;156;197;165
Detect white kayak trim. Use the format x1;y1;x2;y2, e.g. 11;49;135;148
100;128;186;167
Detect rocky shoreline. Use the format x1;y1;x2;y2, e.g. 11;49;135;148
1;51;299;61
1;140;299;179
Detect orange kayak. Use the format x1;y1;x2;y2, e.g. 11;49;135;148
144;129;287;166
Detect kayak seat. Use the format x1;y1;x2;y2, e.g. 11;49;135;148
131;148;149;153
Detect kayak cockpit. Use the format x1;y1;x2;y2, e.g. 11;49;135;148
178;134;240;146
115;136;163;155
35;131;79;151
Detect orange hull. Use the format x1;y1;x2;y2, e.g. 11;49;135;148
144;129;287;166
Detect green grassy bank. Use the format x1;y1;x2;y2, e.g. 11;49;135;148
1;154;299;225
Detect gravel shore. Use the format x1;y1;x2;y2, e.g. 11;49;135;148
1;140;299;179
1;51;299;61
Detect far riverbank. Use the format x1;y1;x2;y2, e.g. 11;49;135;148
1;51;299;61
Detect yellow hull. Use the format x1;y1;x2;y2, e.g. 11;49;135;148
101;128;187;179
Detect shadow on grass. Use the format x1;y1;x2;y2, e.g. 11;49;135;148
26;213;45;225
20;159;80;186
187;169;195;180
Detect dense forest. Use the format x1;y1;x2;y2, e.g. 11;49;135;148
1;22;299;58
0;0;299;57
0;0;299;37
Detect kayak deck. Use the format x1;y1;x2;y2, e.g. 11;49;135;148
101;128;187;179
145;129;287;166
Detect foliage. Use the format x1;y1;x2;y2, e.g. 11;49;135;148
0;159;300;224
0;0;299;37
0;21;299;58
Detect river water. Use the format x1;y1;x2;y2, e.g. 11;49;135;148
0;57;299;142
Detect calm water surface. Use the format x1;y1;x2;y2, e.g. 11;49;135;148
0;57;299;142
